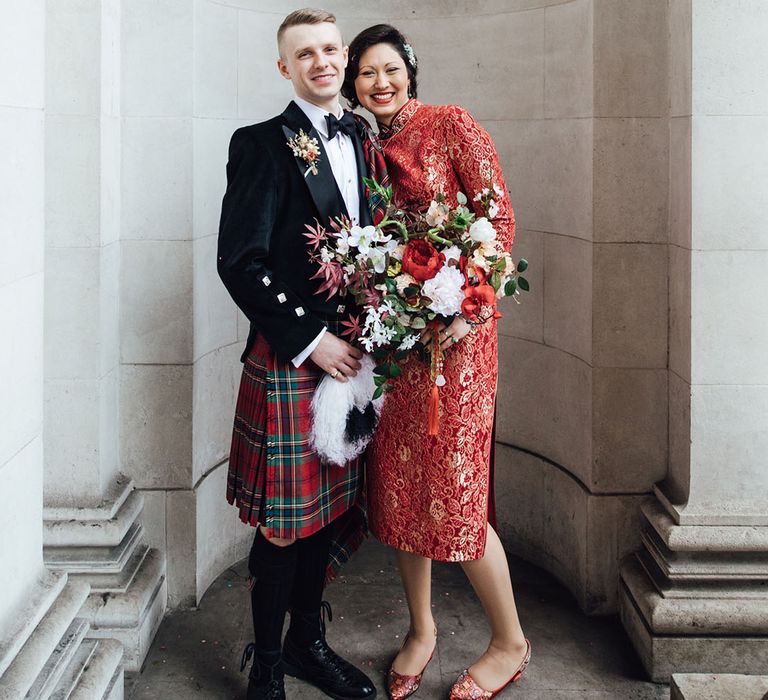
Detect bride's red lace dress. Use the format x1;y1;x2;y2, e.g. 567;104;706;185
367;99;515;562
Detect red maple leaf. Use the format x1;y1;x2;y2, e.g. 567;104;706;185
303;222;327;251
310;260;344;300
340;313;364;341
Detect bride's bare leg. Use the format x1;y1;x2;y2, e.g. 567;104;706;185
458;523;528;690
391;549;437;675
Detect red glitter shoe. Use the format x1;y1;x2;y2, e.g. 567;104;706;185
386;628;437;700
448;639;531;699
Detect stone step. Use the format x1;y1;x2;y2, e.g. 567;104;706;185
0;569;66;678
0;578;90;699
25;619;90;700
671;673;768;699
64;639;123;700
43;627;96;700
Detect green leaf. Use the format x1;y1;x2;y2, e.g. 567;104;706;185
374;375;386;386
395;349;411;361
373;386;384;400
504;278;517;296
374;363;389;376
517;259;529;273
518;276;530;292
490;271;501;292
389;363;402;378
456;191;468;205
411;317;427;330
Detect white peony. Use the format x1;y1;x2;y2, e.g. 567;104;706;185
421;264;465;316
442;245;462;264
468;217;497;242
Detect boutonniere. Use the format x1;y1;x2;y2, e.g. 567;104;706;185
286;129;321;177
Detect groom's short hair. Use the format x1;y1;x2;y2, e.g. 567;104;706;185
277;8;337;52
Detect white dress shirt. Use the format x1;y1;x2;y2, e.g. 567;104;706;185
291;96;362;368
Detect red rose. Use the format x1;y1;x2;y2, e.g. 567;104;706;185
461;283;499;322
401;239;445;282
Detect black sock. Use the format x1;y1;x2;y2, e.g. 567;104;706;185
287;524;334;645
248;527;298;655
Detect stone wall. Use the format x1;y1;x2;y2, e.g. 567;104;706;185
0;0;46;641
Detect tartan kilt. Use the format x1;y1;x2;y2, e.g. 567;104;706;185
226;330;366;581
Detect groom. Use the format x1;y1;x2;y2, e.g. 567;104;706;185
217;8;375;700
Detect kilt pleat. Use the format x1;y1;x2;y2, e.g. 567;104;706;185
226;332;366;581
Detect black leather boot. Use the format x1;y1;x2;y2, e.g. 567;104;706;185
283;602;376;700
240;644;286;700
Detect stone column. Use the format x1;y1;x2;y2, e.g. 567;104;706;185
0;3;122;698
619;0;768;680
42;0;166;673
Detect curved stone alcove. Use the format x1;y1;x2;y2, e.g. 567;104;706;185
185;0;669;619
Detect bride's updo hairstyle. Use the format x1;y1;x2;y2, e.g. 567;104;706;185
341;24;419;109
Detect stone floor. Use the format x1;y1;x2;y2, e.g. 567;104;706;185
126;540;668;699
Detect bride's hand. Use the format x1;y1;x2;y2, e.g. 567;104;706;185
419;317;472;351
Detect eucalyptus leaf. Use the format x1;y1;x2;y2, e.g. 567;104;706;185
411;317;427;329
457;191;468;205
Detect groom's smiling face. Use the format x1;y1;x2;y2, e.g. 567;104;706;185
277;22;348;110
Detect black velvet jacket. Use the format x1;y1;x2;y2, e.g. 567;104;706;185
217;101;373;362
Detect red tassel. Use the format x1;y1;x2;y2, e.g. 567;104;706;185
427;383;440;436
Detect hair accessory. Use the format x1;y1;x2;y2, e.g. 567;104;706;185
402;42;417;68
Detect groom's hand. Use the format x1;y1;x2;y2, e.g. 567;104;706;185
310;333;363;383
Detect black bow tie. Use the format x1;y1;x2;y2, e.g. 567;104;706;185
325;111;357;139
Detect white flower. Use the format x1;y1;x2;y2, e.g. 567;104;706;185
468;217;497;242
347;225;377;254
334;232;350;255
471;248;492;274
426;200;448;227
480;240;500;258
360;303;398;352
421;264;465;316
320;247;333;263
493;183;504;198
442;245;462;264
488;199;499;219
398;334;418;351
367;248;388;274
391;244;406;261
395;272;417;295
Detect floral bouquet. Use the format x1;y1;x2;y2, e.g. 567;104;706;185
306;178;529;459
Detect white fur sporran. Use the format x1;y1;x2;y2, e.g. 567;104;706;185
310;353;385;466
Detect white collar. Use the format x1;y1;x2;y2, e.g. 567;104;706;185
293;95;344;139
